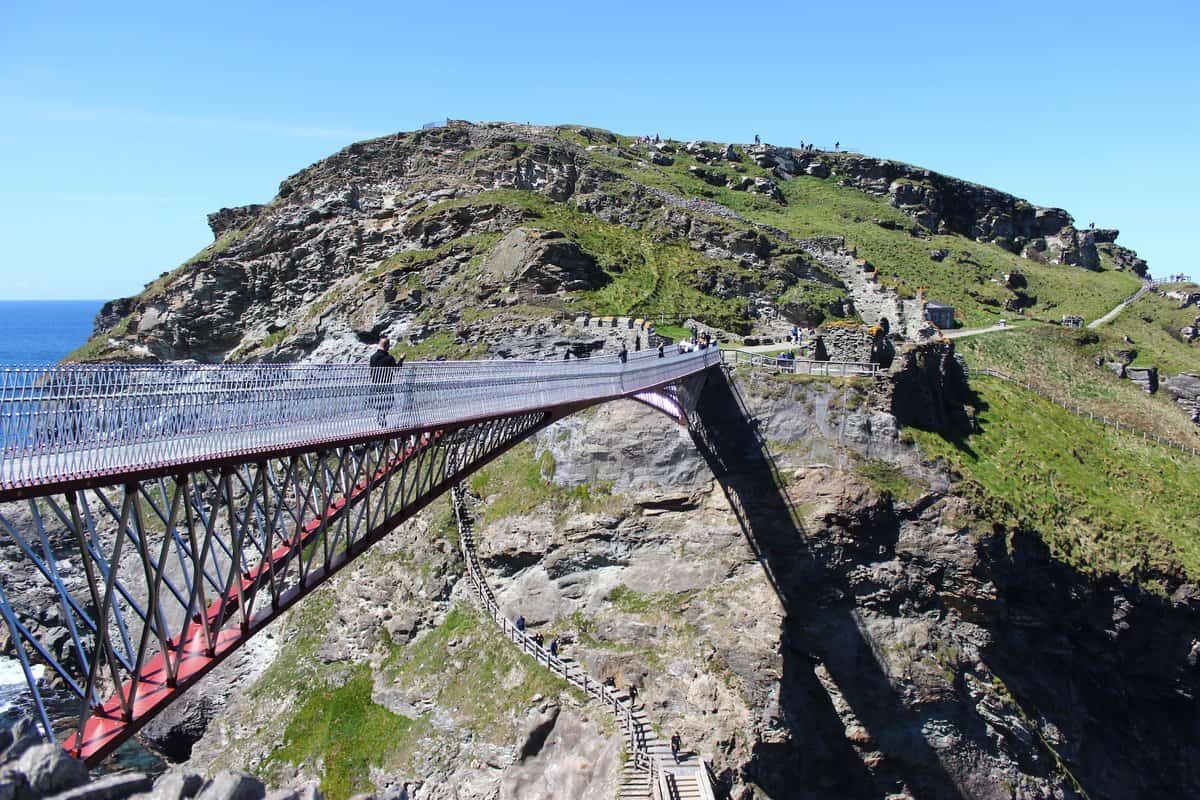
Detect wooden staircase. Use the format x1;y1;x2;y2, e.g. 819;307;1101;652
450;484;717;800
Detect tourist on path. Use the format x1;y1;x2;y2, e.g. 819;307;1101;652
515;615;526;632
670;732;682;763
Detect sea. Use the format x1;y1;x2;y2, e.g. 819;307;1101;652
0;300;105;365
0;301;98;723
0;300;102;707
0;300;163;770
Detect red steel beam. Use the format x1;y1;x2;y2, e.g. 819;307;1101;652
64;431;443;763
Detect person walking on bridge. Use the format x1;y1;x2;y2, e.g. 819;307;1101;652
369;336;399;427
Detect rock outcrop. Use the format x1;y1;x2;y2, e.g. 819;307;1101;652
747;145;1148;275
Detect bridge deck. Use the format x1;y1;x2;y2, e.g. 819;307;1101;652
1;348;719;499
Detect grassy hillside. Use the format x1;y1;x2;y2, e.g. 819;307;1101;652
913;376;1200;588
578;134;1143;328
955;325;1200;447
1094;284;1200;375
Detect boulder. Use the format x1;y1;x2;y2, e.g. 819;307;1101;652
194;773;265;800
139;771;205;800
650;152;674;167
481;228;609;293
0;718;40;764
206;205;263;239
1125;366;1158;394
750;178;785;203
929;249;948;262
15;745;87;797
727;177;754;192
576;128;615;144
46;773;152;800
804;161;830;179
722;144;742;162
1162;373;1200;423
687;166;725;187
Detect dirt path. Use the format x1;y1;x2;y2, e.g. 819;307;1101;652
1088;283;1151;329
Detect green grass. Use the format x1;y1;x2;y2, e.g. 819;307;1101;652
417;188;760;332
588;145;1143;329
468;442;612;524
263;667;416;800
606;584;697;615
854;457;923;501
384;606;580;733
912;376;1200;586
1096;287;1200;375
956;325;1200;447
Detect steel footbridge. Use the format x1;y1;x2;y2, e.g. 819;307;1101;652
0;347;718;765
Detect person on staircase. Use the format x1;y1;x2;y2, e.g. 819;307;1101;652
670;732;682;763
515;615;526;633
628;683;638;708
619;343;628;364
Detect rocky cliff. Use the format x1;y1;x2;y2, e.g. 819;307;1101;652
74;122;1152;366
43;122;1198;799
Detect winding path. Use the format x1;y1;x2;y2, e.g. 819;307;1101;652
450;484;715;800
1088;282;1152;329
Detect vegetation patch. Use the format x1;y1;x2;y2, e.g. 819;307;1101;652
263;667;416;800
854;457;923;501
384;606;579;733
469;442;613;524
956;326;1200;446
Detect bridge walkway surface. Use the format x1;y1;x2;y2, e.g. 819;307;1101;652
0;348;718;765
450;485;714;800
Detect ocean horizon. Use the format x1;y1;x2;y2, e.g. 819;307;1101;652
0;300;106;365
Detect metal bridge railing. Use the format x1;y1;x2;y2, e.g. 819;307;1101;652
722;349;879;377
0;347;721;493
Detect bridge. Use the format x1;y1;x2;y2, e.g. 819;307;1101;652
0;347;719;769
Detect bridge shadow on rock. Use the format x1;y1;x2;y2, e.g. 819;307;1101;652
691;368;966;800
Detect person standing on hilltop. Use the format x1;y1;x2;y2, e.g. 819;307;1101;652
368;335;401;427
754;133;761;145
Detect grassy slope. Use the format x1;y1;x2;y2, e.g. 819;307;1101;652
412;188;758;332
913;376;1200;587
1094;284;1200;374
576;134;1142;328
253;595;576;800
956;325;1200;447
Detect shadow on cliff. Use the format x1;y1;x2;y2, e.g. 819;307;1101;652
978;530;1200;798
691;368;966;800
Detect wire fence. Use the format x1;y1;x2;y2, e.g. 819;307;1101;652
968;367;1200;457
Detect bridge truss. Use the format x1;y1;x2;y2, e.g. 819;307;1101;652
0;351;715;765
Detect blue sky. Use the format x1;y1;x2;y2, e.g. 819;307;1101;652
1;0;1196;299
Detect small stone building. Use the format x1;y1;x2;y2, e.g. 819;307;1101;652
924;302;955;329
